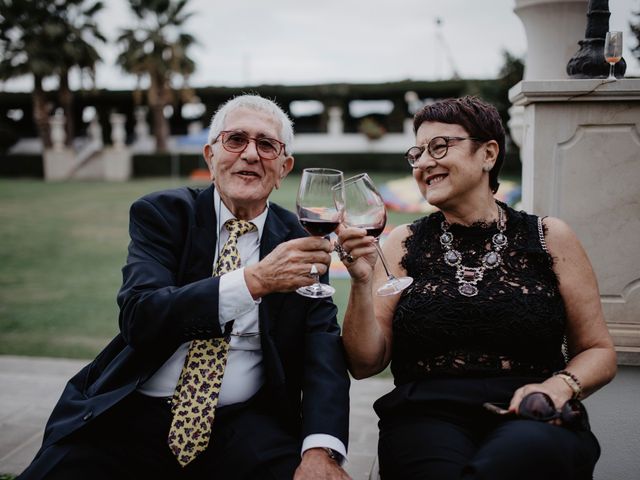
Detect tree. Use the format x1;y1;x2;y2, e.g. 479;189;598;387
116;0;197;152
55;0;106;145
0;0;104;148
631;9;640;62
1;0;60;148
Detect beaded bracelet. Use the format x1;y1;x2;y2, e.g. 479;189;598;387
553;370;583;399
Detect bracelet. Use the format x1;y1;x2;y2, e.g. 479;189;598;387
322;448;342;464
553;370;582;399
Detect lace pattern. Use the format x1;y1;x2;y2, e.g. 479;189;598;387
392;204;567;385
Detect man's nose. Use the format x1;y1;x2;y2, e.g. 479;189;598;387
241;139;261;162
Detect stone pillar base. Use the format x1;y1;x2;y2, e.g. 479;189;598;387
43;148;76;181
510;78;640;364
103;147;132;181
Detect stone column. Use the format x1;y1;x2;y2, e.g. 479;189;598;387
110;113;126;148
510;0;590;147
43;110;75;181
510;79;640;479
510;78;640;363
103;113;132;181
49;110;66;151
133;106;154;152
88;117;103;147
327;106;344;136
514;0;589;81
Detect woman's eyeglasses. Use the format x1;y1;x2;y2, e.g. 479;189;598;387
483;391;588;430
215;131;286;160
405;136;482;166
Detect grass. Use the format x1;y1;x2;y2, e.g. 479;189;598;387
0;172;421;359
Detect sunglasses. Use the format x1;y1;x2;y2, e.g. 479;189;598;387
483;392;588;430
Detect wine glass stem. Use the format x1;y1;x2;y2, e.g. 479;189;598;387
374;239;395;279
609;63;615;79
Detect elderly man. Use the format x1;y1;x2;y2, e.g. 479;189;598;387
19;95;351;480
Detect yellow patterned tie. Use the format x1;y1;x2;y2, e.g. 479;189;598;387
168;219;257;467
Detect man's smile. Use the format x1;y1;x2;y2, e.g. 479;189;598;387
234;170;261;178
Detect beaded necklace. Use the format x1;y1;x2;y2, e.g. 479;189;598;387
440;204;507;297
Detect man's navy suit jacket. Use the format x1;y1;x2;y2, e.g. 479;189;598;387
23;184;350;476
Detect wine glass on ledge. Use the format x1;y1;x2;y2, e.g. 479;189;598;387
296;168;344;298
334;173;413;296
604;31;622;81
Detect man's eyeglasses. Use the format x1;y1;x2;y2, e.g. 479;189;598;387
404;136;482;167
215;131;286;160
483;391;589;431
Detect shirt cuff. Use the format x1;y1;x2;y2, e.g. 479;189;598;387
218;267;260;326
301;434;347;466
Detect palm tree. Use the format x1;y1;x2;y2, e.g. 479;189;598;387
0;0;104;148
55;0;106;145
0;0;60;148
116;0;197;152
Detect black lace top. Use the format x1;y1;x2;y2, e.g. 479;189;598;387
391;204;567;386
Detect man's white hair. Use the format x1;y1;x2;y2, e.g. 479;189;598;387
206;94;294;155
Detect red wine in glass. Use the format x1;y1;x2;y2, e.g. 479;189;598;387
299;217;341;237
296;168;344;298
363;223;385;239
334;173;413;296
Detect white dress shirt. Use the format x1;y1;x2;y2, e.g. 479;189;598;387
138;189;346;462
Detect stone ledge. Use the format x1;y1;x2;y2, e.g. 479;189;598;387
616;347;640;367
509;78;640;105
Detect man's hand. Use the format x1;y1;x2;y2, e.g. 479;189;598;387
294;448;351;480
244;237;333;298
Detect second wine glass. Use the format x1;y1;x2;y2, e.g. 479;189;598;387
334;173;413;296
604;31;623;80
296;168;344;298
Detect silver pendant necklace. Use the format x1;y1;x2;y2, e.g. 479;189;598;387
440;204;508;297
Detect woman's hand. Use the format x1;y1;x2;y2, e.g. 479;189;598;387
508;376;576;423
334;225;378;283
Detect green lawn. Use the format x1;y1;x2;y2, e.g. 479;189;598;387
0;173;421;359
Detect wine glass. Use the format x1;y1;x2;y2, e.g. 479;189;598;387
296;168;344;298
334;173;413;296
604;31;623;80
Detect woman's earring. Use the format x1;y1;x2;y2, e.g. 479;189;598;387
483;165;492;172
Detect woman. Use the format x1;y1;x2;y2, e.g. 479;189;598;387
336;96;616;479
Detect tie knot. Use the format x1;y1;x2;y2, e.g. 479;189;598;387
224;219;256;239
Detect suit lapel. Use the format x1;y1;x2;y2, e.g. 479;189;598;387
260;205;290;260
182;184;217;283
259;206;291;386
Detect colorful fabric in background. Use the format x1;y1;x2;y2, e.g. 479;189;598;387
379;177;522;213
329;177;522;279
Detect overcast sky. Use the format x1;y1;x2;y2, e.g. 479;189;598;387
2;0;638;91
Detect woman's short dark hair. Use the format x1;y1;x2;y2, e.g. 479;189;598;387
413;96;505;193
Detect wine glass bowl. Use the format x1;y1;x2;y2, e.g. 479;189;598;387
604;31;623;80
334;173;413;296
296;168;344;298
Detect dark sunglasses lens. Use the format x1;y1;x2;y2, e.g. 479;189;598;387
519;392;557;421
561;399;587;430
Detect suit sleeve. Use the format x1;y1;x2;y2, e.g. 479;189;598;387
301;293;351;449
116;197;224;354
